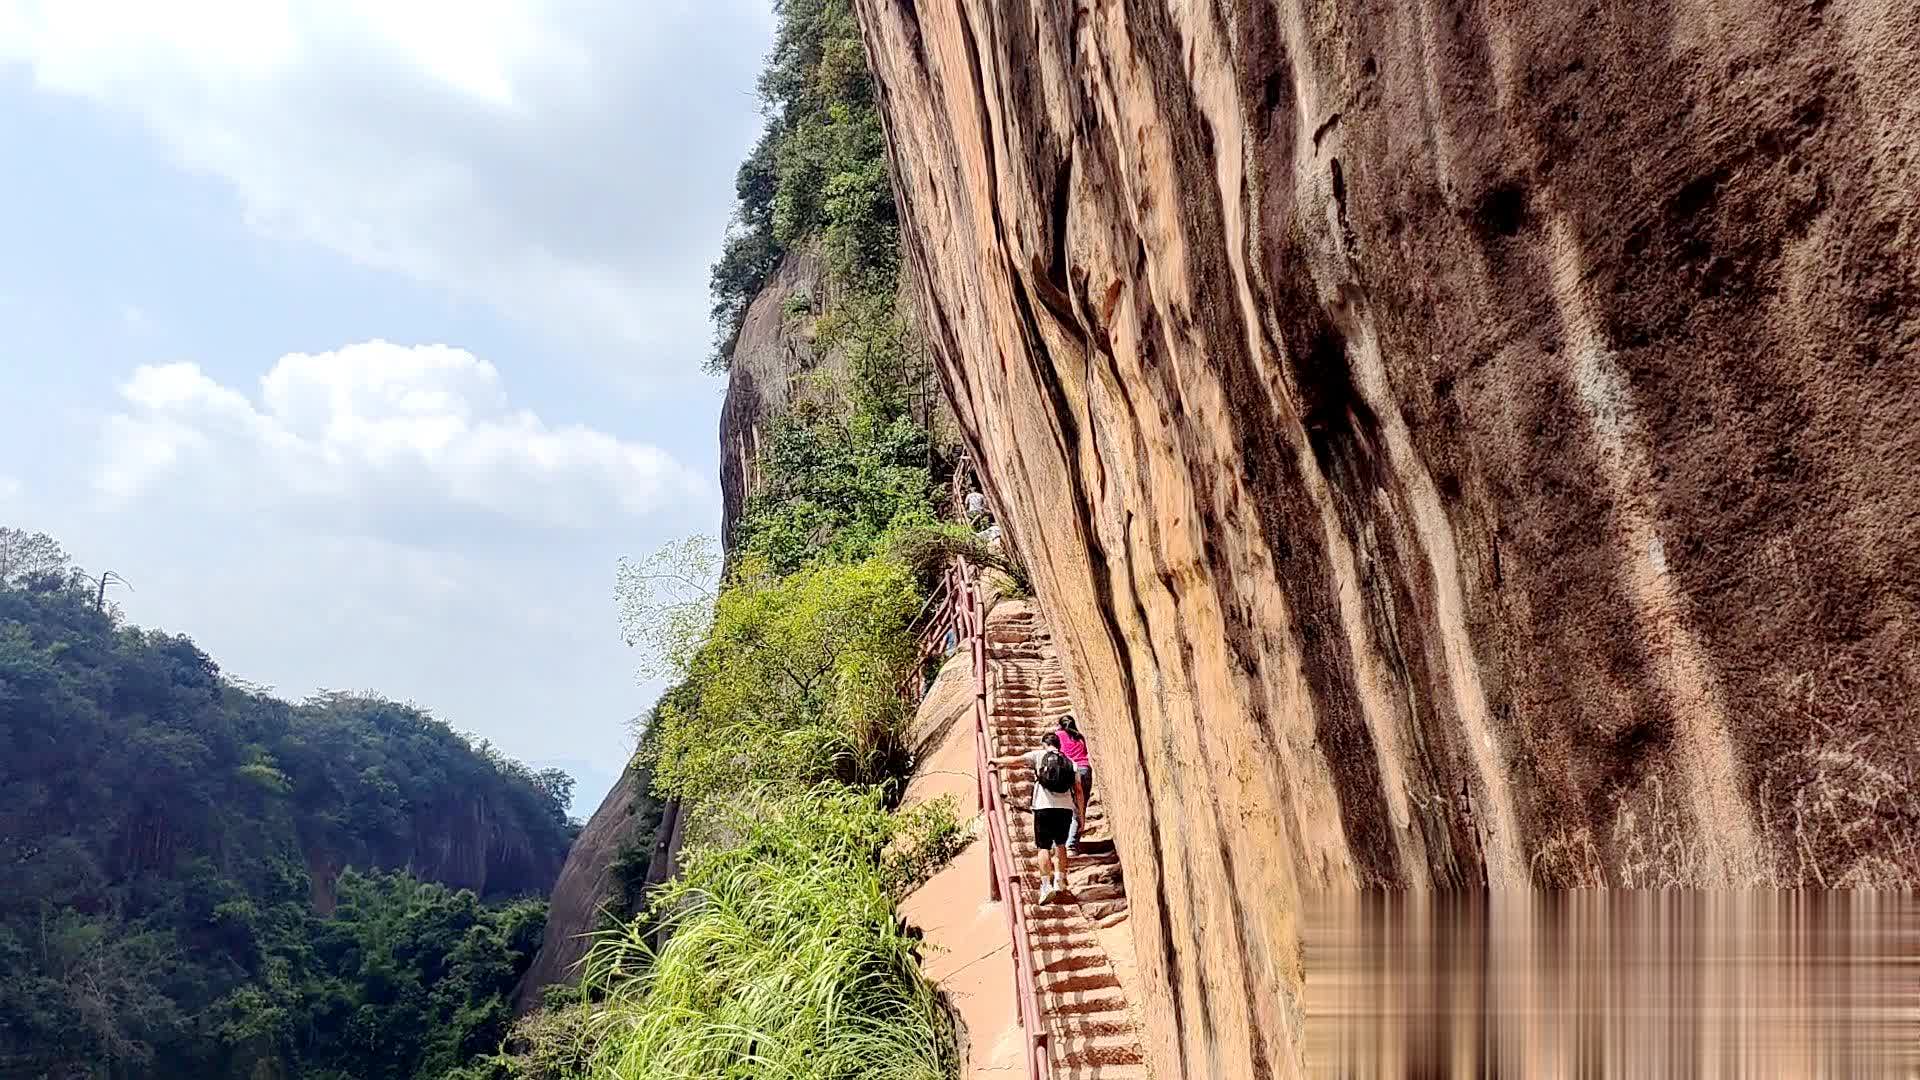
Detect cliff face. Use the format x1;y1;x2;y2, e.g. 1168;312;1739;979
855;0;1919;1074
304;791;568;914
719;248;846;541
514;767;651;1011
521;253;839;1006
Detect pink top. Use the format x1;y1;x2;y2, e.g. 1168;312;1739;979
1056;727;1090;767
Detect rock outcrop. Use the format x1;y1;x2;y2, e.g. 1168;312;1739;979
303;792;569;914
520;250;844;1008
513;766;654;1012
719;248;845;541
854;0;1919;1073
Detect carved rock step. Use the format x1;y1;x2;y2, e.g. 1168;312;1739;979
1052;1031;1146;1068
983;605;1141;1079
1030;944;1110;975
1052;1062;1150;1080
1049;1015;1137;1040
1040;988;1130;1016
1036;968;1121;996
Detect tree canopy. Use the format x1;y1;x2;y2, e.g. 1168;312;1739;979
0;531;573;1080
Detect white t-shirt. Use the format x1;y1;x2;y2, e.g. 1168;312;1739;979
1025;748;1078;811
965;491;987;515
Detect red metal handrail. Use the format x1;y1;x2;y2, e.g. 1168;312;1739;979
952;559;1052;1080
899;568;961;710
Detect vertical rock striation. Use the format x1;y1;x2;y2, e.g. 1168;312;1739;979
853;0;1920;1073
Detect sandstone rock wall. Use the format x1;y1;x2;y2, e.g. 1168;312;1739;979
513;766;654;1012
302;793;568;915
719;248;846;543
853;0;1920;1074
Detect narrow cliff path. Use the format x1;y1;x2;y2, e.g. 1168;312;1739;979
898;651;1023;1076
985;600;1149;1079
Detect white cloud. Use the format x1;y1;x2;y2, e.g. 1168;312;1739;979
98;341;707;537
0;475;20;502
0;0;771;367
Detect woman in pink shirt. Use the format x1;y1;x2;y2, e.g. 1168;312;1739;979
1056;715;1093;852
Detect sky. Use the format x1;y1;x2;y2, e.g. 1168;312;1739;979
0;1;775;815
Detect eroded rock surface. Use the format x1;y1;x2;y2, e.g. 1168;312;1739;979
719;248;845;542
854;0;1919;1073
513;767;648;1012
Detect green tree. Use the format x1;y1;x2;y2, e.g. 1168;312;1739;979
0;546;566;1080
613;535;718;681
707;0;902;370
734;407;935;574
0;526;69;588
649;554;918;813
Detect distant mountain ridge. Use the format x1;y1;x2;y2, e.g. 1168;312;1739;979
0;531;576;1077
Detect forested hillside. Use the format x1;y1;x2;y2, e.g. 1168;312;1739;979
0;528;575;1080
483;1;979;1076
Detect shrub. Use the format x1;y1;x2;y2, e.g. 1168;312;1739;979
890;522;1032;596
648;555;920;813
734;407;936;574
881;795;974;898
577;787;957;1080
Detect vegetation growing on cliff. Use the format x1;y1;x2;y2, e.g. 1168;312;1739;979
649;554;919;811
735;405;935;573
709;0;899;369
468;0;969;1074
0;529;571;1080
576;789;959;1080
506;1;966;1070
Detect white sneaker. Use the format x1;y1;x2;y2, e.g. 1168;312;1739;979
1039;874;1054;898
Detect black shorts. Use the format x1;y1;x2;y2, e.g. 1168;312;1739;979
1033;808;1073;850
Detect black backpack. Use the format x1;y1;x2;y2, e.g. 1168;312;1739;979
1037;748;1077;794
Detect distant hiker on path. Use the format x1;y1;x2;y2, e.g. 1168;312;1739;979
1056;715;1093;853
965;487;988;526
1019;731;1079;902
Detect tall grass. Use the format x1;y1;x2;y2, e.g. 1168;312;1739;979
577;788;957;1080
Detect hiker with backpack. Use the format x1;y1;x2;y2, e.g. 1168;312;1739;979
1020;731;1080;902
1055;715;1093;852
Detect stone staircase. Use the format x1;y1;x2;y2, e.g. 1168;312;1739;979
985;603;1148;1080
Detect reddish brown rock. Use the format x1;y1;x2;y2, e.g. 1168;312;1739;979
853;0;1920;1073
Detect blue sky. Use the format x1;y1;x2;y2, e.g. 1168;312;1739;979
0;1;775;814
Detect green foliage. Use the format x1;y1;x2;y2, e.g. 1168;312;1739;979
614;536;718;682
734;406;935;574
880;795;974;899
0;526;71;588
890;522;1033;596
259;870;546;1080
0;554;569;1080
454;999;598;1080
708;0;900;370
578;787;956;1080
575;0;971;1072
649;555;919;813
